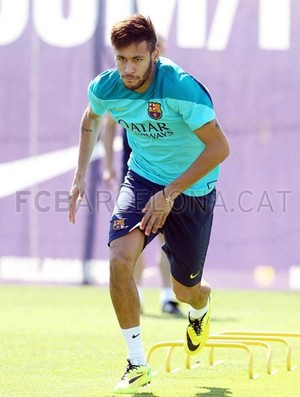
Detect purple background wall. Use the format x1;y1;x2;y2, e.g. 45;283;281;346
0;0;299;289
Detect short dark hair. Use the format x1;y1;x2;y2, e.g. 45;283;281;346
111;14;157;52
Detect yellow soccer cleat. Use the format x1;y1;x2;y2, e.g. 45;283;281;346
185;298;211;355
113;359;152;394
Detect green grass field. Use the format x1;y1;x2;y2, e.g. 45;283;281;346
0;285;299;397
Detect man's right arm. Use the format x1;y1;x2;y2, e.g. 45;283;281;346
69;105;101;224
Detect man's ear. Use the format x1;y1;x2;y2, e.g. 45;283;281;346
153;46;160;63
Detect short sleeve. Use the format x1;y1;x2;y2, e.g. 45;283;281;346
87;78;107;116
167;74;216;131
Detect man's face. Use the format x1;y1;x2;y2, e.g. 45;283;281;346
114;41;158;92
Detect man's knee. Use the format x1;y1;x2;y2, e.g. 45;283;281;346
173;284;192;303
109;246;135;284
173;281;210;305
109;230;145;285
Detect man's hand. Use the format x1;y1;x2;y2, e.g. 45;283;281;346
68;176;86;224
140;190;173;236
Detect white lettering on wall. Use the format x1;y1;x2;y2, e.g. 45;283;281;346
33;0;99;47
206;0;239;50
0;0;296;49
177;0;206;48
259;0;291;50
0;0;29;45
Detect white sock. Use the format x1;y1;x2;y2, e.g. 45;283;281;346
160;288;174;304
121;326;146;366
189;301;209;320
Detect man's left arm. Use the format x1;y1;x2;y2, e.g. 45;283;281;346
163;119;230;199
140;119;230;236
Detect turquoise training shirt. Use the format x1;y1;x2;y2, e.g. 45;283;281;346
88;57;220;196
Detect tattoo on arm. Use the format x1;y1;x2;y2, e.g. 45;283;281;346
81;127;93;133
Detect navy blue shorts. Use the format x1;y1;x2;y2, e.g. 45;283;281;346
109;170;216;287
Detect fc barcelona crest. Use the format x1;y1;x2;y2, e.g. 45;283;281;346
148;102;163;120
113;218;126;231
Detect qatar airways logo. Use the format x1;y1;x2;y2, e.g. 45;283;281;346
0;0;296;50
118;119;174;139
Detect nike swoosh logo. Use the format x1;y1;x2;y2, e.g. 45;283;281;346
187;337;200;351
128;374;144;384
190;271;200;279
132;333;140;339
0;137;123;199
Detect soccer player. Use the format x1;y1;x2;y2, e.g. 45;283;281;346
68;14;230;394
101;34;183;317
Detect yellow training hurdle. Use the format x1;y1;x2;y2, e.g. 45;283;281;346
146;330;300;379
